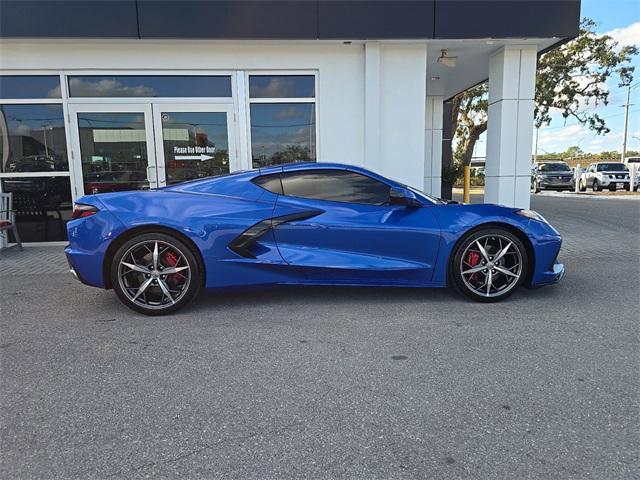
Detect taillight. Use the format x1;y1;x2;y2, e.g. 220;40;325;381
72;203;99;219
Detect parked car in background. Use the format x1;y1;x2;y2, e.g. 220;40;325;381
531;161;574;193
624;157;640;192
579;162;637;192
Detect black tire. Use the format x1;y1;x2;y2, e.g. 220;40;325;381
579;181;587;192
593;180;602;192
609;184;616;192
451;228;529;303
624;184;630;191
110;232;202;315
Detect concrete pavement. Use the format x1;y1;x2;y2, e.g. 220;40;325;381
1;195;639;479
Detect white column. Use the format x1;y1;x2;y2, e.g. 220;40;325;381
485;45;537;208
364;42;381;172
424;95;443;196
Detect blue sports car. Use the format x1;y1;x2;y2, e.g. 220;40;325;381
65;163;564;315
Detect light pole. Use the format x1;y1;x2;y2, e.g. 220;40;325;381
620;84;634;162
41;124;51;157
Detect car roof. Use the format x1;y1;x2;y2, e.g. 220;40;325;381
258;162;405;187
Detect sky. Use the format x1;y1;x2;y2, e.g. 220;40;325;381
475;0;640;157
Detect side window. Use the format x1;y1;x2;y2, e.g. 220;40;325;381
280;169;391;205
252;173;283;194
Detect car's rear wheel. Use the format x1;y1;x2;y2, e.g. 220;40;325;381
451;229;528;303
110;232;201;315
579;180;587;192
593;179;602;192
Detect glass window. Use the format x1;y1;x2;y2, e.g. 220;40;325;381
252;174;283;194
280;169;391;205
597;163;628;172
68;76;232;98
1;176;72;242
539;163;571;172
160;111;230;184
77;112;150;193
250;103;316;168
0;76;61;99
249;75;315;98
0;104;69;173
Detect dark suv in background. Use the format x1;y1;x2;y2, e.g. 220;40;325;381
531;162;574;193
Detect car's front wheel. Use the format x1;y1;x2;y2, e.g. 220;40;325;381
110;232;202;315
451;228;528;303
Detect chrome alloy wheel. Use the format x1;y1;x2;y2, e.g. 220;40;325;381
117;240;191;309
459;234;523;298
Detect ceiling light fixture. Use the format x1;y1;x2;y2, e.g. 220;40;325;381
437;49;457;68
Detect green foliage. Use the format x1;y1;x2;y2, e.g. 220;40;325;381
535;18;638;133
442;161;464;186
451;83;488;165
451;17;638;165
536;147;639;161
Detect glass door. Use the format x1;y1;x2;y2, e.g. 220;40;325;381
152;104;237;186
69;104;158;195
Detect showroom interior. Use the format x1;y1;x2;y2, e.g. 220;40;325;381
0;0;581;245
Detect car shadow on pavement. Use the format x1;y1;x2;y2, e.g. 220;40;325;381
186;282;565;316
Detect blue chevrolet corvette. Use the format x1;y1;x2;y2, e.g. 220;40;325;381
65;163;564;315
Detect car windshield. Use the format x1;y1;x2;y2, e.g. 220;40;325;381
539;163;571;172
597;163;628;172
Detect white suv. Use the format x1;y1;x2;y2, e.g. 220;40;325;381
624;157;640;192
579;162;638;192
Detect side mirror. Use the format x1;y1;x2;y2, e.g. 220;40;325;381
389;187;421;207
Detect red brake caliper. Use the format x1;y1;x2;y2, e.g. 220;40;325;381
163;251;181;284
466;251;481;283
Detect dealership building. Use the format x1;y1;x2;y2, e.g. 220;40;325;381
0;0;580;244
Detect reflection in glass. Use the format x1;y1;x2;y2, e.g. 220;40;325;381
161;112;229;184
281;170;391;205
68;76;232;98
0;76;61;99
0;104;69;173
1;176;72;242
249;75;315;98
250;103;316;168
77;113;150;194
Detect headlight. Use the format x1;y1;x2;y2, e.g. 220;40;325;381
516;209;549;224
608;175;615;179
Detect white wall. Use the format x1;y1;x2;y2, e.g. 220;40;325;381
485;45;537;208
0;40;429;188
378;44;427;187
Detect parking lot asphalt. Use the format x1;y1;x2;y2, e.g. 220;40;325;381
1;195;639;479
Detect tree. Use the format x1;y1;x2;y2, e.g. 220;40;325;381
564;145;585;158
451;18;638;167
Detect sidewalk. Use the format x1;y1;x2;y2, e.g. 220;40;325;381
0;246;67;276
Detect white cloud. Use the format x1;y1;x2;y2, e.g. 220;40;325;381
604;21;640;47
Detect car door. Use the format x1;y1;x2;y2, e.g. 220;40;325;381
586;164;596;183
267;168;441;285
